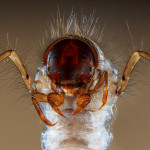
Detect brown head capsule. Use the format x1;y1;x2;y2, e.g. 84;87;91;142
43;37;98;95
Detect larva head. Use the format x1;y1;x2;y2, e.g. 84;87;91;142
43;37;98;94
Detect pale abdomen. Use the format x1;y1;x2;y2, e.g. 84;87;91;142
40;95;117;150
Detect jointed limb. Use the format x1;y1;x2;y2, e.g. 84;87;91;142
89;71;105;94
32;93;57;126
34;92;66;117
89;71;109;110
72;94;90;115
117;51;150;94
47;93;66;118
0;50;33;91
98;71;108;110
72;71;108;115
33;92;66;126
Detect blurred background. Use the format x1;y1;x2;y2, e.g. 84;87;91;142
0;0;150;150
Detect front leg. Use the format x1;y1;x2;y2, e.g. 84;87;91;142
72;71;109;115
47;93;66;118
88;71;105;94
72;94;90;115
89;71;109;110
32;93;57;126
33;92;66;126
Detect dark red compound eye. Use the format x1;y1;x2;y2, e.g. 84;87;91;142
43;37;98;86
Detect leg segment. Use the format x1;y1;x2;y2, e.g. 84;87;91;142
34;92;66;119
72;71;108;115
89;71;105;94
89;71;109;110
98;71;108;109
32;93;57;126
0;50;33;91
47;93;66;118
117;51;150;94
72;94;90;115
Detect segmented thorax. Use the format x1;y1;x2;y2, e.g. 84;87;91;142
33;37;118;150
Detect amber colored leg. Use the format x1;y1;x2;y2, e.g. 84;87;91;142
33;93;48;102
72;94;90;115
47;93;66;118
32;93;57;126
73;71;108;114
85;78;94;92
98;71;108;110
89;71;105;94
88;71;108;109
117;51;150;94
0;50;33;91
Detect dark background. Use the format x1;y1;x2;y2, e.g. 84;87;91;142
0;0;150;150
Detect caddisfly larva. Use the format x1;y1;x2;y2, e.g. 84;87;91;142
0;12;150;150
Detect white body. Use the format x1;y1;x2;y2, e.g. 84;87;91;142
33;51;118;150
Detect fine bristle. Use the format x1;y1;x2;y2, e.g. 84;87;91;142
39;10;104;51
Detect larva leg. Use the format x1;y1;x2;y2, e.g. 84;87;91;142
34;92;66;119
88;71;109;110
33;93;48;102
47;93;66;118
117;51;150;94
0;50;33;91
72;94;90;115
32;93;57;126
72;72;109;114
98;72;108;110
89;71;105;94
